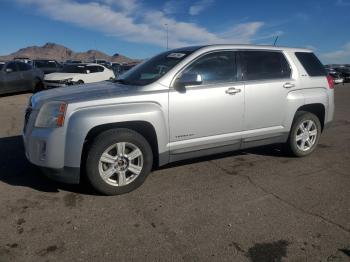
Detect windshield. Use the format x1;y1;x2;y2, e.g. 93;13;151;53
34;60;57;68
60;65;87;73
119;50;194;85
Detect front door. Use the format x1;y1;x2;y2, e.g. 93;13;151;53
169;50;245;155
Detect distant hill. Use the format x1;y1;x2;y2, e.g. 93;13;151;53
0;42;139;64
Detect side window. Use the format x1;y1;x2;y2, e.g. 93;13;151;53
96;66;104;72
295;52;326;76
6;62;19;72
18;62;32;71
241;51;291;81
183;51;236;85
87;66;104;73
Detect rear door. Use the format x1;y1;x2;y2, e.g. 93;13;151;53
17;62;34;91
239;50;293;139
2;62;22;93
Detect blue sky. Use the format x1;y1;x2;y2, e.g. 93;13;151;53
0;0;349;63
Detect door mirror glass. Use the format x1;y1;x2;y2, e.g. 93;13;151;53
175;73;202;89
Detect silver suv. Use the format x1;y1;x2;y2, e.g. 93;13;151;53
23;45;334;195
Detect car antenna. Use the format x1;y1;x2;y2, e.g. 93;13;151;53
273;36;279;46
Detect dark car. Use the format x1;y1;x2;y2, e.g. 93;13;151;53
335;67;350;83
31;59;62;74
0;61;45;95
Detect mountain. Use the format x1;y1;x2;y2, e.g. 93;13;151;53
0;43;139;64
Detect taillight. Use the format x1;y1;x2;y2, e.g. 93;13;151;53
327;75;334;89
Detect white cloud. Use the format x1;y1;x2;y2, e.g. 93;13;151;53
320;42;350;64
163;0;182;14
189;0;213;15
15;0;270;49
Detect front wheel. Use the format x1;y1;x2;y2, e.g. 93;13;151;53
286;111;321;157
85;128;153;195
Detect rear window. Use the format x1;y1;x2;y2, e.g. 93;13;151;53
240;51;291;81
295;52;326;76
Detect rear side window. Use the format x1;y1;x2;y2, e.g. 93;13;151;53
295;52;326;76
18;62;32;71
240;51;291;81
6;62;19;72
88;66;104;73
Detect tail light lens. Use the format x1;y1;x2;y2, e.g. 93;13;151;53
327;75;334;89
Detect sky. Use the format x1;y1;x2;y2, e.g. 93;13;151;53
0;0;349;63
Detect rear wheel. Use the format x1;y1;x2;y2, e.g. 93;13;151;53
32;80;45;93
286;111;321;157
85;128;153;195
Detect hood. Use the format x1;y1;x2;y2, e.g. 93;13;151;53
44;72;83;81
31;81;135;108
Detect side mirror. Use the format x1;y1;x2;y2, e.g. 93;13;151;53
5;68;13;73
174;73;202;90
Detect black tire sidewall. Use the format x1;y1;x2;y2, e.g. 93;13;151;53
86;128;153;195
288;111;321;157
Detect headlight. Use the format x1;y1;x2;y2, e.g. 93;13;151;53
35;101;67;128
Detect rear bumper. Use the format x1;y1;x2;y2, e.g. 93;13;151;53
40;167;80;184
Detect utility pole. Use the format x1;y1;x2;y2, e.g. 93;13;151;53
165;23;169;50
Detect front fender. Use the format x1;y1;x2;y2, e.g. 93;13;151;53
64;102;168;168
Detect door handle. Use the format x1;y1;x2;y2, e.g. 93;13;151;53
225;87;241;95
283;82;295;88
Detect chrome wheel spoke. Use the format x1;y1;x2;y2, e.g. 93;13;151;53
300;140;306;150
306;120;313;131
117;142;126;156
296;134;303;141
102;167;116;179
299;123;306;132
100;152;116;164
128;163;142;175
309;130;317;137
127;148;142;161
117;171;127;186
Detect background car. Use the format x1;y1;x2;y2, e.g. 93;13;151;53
0;61;44;95
326;68;344;84
111;62;135;78
335;67;350;83
30;59;62;74
64;60;82;64
44;63;115;88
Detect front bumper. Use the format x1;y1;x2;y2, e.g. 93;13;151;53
23;107;80;184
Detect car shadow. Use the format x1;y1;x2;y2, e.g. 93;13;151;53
0;135;290;194
0;135;97;195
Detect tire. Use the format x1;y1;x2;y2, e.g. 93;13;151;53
32;80;45;93
76;80;84;85
85;128;153;195
286;111;322;157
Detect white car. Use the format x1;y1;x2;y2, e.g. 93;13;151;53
44;63;115;88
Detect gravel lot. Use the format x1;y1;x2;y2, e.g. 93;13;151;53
0;85;349;262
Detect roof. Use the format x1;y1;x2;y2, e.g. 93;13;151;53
173;44;312;53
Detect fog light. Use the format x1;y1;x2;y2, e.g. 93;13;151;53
39;141;47;161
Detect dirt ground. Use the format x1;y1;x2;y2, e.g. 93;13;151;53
0;85;349;262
